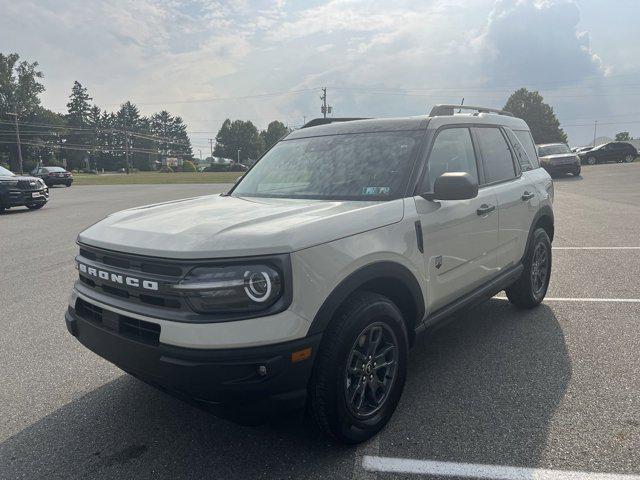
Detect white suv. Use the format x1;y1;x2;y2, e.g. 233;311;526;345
65;105;554;444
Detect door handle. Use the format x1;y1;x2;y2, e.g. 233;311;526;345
476;204;495;216
522;191;535;201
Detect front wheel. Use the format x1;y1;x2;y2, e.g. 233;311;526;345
586;156;597;165
308;292;408;444
505;228;552;309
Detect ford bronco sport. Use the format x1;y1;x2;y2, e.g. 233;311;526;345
65;105;554;444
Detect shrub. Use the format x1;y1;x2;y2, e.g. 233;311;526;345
229;163;248;172
181;160;196;172
160;166;174;173
204;163;229;172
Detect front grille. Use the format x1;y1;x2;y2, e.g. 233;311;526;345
75;298;160;346
76;245;187;311
17;180;43;191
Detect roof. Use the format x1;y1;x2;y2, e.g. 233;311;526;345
537;143;567;147
286;109;530;140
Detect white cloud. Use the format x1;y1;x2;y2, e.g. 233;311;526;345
0;0;635;145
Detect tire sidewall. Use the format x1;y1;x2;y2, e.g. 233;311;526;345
527;228;552;303
321;297;408;443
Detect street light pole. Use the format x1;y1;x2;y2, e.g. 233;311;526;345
237;148;241;164
593;120;598;146
7;111;24;174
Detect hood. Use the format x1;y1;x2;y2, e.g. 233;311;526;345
0;174;42;182
78;194;405;259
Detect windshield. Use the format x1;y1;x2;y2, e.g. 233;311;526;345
0;166;15;177
232;131;421;200
538;144;571;156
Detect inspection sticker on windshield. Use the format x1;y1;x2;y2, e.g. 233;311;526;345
362;186;390;196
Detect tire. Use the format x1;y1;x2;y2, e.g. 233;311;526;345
307;291;409;444
65;182;72;187
586;156;597;165
27;203;45;210
573;166;581;176
624;155;635;163
505;228;552;309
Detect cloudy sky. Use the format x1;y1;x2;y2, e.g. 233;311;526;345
1;0;639;149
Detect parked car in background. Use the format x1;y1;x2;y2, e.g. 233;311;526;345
579;142;638;165
0;165;49;212
31;166;74;187
537;143;581;176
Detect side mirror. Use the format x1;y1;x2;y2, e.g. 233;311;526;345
423;172;478;201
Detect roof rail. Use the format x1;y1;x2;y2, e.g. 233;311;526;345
429;104;513;117
301;117;370;129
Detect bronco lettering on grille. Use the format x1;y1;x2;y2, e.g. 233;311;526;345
77;262;159;291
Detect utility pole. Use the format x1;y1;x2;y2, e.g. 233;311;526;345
237;148;241;164
7;111;23;174
593;120;598;146
320;87;332;119
209;138;214;157
125;129;130;174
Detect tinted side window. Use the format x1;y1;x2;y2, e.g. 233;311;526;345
504;128;532;171
514;130;540;168
421;127;478;192
476;127;516;184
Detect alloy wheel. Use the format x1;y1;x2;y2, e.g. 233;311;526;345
344;322;398;419
531;242;550;299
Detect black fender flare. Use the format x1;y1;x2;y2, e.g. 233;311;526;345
307;261;425;336
522;205;554;263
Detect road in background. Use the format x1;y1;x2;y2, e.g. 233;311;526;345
1;164;639;479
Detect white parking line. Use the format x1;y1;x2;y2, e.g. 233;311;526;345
553;247;640;250
494;296;640;303
362;456;640;480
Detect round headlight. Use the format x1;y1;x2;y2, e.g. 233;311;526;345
175;264;282;314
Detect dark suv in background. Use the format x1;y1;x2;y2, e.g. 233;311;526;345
31;166;74;187
537;143;581;176
579;142;638;165
0;165;49;212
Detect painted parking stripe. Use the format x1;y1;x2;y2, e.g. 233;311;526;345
494;296;640;303
362;456;640;480
553;247;640;250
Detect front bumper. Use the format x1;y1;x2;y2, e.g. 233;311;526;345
65;304;321;416
541;163;580;175
1;186;49;207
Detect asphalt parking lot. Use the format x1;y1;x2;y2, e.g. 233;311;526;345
1;163;639;479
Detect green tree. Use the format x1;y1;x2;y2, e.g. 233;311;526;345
259;120;289;154
0;53;46;170
504;88;567;144
615;132;633;141
213;119;261;162
65;81;93;170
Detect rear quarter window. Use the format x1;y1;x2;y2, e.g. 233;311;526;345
513;130;540;169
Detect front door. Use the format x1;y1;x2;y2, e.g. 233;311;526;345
414;127;499;313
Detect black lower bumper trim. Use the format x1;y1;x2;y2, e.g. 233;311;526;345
65;307;321;415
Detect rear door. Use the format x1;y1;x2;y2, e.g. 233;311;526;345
474;126;537;271
414;126;499;312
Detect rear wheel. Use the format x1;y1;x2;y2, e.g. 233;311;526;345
505;228;551;309
624;155;635;163
65;182;72;187
308;292;408;444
